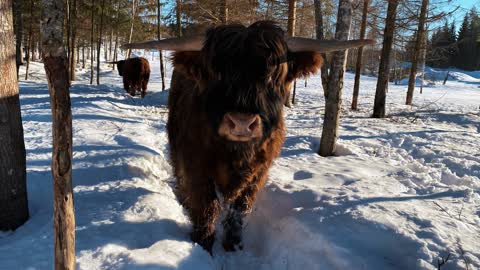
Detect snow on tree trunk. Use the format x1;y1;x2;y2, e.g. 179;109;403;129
372;0;399;118
406;0;428;105
351;0;369;110
40;0;76;267
318;0;353;157
0;0;29;231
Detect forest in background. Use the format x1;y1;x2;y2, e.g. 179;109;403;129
11;0;480;85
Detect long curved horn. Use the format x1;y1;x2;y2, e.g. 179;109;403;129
121;35;205;51
287;37;375;52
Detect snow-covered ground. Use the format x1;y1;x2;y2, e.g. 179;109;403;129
1;55;479;270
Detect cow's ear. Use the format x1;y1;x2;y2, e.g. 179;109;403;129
172;52;204;81
287;51;323;81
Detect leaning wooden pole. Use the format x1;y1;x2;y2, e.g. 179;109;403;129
40;0;76;267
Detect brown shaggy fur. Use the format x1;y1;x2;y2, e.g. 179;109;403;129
167;21;322;253
117;57;150;98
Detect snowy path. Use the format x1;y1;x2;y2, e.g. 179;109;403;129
0;59;479;270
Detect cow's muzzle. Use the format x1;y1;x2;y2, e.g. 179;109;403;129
219;113;262;142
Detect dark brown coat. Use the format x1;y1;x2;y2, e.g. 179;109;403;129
167;21;322;253
117;57;150;98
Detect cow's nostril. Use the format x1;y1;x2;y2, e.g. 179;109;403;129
248;117;259;131
227;117;236;129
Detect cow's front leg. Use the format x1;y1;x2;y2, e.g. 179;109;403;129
141;79;148;98
123;78;129;92
222;184;258;251
188;190;221;254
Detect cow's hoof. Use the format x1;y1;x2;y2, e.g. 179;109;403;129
223;239;243;252
191;231;215;255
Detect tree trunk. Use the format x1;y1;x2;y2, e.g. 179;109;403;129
157;0;166;91
82;45;85;68
351;0;369;110
76;45;80;64
90;1;94;85
69;0;77;81
314;0;329;96
372;0;399;118
285;0;297;107
108;29;113;62
127;0;136;58
318;0;353;157
175;0;182;37
419;37;427;94
406;0;428;105
97;0;105;85
24;0;34;80
13;0;24;77
40;0;75;268
113;35;118;70
220;0;228;23
292;80;297;105
287;0;297;36
0;0;29;232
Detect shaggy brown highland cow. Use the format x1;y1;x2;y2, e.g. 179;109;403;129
122;21;373;253
114;57;150;98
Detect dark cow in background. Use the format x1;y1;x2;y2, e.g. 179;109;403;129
114;57;150;98
123;21;373;253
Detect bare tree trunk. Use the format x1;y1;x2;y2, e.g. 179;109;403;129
108;29;113;61
82;45;85;68
90;1;94;85
157;0;166;90
176;0;182;37
406;0;428;105
96;0;106;85
76;45;80;64
66;0;71;75
0;0;29;231
287;0;297;36
419;36;427;94
351;0;369;110
41;0;75;267
285;0;297;107
314;0;329;96
292;80;297;105
127;0;136;58
220;0;228;23
319;0;353;157
372;0;399;118
13;0;24;77
113;35;118;70
69;0;77;81
24;0;34;80
31;37;37;61
442;70;449;85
